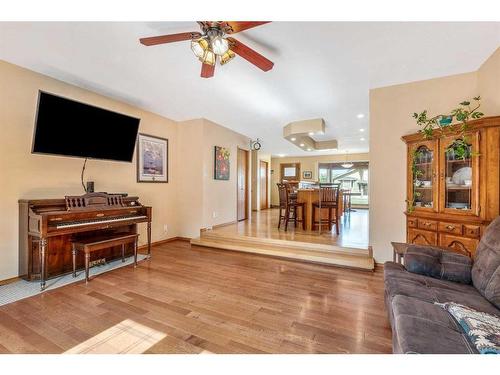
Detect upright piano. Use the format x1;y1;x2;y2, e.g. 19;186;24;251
19;193;152;289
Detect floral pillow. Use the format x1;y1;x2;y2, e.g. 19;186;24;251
436;302;500;354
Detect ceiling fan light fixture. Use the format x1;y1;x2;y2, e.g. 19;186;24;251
211;36;230;56
201;49;216;66
220;49;235;65
190;37;209;59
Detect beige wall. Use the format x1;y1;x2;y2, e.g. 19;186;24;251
369;47;500;263
270;153;369;205
0;60;179;280
176;118;250;238
0;60;251;280
176;119;204;238
478;47;500;115
201;119;251;229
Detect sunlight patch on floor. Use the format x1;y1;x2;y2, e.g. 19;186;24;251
64;319;166;354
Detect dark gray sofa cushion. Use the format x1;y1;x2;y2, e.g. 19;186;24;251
391;295;477;354
394;313;476;354
405;245;472;284
392;295;461;331
472;216;500;309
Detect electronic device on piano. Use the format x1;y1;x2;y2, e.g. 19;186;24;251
19;192;152;288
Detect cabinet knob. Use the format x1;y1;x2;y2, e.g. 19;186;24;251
446;225;455;230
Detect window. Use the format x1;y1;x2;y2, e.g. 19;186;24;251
318;161;369;205
280;163;300;181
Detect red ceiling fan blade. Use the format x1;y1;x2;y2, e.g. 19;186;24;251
139;32;202;46
201;63;215;78
226;37;274;72
225;21;271;34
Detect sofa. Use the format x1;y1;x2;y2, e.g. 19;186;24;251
384;216;500;354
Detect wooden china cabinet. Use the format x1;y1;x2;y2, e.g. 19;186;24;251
402;116;500;258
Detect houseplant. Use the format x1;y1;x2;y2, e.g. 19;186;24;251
407;97;485;212
412;96;484;160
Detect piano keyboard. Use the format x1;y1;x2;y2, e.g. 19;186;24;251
56;215;147;229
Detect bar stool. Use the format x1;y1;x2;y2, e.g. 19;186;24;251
277;183;306;231
312;184;340;235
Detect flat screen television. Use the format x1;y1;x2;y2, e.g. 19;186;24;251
32;91;141;162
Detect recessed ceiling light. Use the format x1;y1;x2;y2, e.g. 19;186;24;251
299;143;305;147
307;148;312;151
360;137;365;141
290;137;296;141
357;114;365;119
278;153;286;157
308;132;315;136
359;128;365;132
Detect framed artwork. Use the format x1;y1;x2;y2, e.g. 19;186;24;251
303;171;313;179
137;133;168;183
214;146;230;180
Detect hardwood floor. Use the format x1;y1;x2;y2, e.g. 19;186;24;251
210;208;369;249
0;240;391;354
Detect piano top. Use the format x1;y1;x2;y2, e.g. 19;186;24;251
20;193;143;214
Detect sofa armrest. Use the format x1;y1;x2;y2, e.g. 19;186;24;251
404;245;472;284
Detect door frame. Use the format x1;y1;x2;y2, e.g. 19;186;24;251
259;160;269;210
236;147;249;221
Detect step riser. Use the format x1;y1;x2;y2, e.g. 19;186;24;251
200;231;369;257
190;238;374;271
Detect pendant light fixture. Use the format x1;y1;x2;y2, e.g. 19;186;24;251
341;151;354;169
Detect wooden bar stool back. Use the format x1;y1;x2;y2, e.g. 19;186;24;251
312;184;341;234
277;183;306;231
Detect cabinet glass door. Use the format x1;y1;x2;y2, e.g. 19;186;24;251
410;141;437;211
440;132;479;215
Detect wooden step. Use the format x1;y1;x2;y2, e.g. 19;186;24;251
190;234;374;271
201;230;370;256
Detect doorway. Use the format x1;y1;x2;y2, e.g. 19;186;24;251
259;160;268;210
237;148;249;221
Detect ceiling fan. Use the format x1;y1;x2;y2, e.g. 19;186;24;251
139;21;274;78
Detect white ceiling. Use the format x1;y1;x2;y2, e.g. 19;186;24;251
0;22;499;156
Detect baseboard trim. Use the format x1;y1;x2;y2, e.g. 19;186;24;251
138;236;191;250
0;276;21;286
200;220;238;233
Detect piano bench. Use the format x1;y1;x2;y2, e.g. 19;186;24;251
71;233;139;283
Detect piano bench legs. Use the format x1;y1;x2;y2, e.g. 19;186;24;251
71;234;139;284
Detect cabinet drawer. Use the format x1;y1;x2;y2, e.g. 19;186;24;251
463;225;481;238
408;228;438;246
438;222;463;235
439;234;479;258
407;217;418;228
417;219;438;231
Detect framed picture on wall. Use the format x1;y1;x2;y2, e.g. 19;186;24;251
137;133;168;183
303;171;312;179
214;146;230;180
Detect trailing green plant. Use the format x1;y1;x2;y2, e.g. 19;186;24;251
413;96;483;138
406;149;424;213
412;97;484;160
